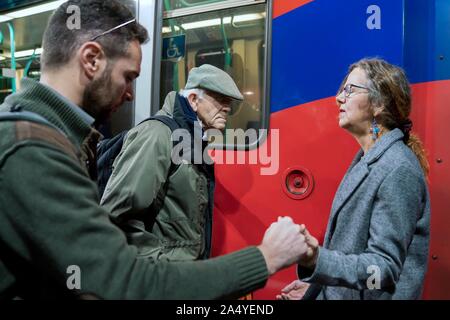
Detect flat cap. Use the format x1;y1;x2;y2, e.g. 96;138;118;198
185;64;244;101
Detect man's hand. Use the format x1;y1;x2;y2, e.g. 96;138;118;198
276;280;310;300
257;217;309;275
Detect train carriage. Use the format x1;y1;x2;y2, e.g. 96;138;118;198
0;0;448;299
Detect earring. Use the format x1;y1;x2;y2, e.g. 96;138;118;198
370;118;380;141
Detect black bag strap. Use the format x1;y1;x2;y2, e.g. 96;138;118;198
111;115;182;229
151;115;181;175
139;114;181;133
122;115;181;226
98;114;181;198
138;114;181;177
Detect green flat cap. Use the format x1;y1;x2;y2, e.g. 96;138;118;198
185;64;244;101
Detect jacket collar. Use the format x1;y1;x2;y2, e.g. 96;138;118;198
177;94;198;124
361;128;404;165
160;92;211;166
42;82;95;126
161;91;193;131
325;159;369;245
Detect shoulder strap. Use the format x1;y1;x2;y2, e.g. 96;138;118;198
15;121;80;161
1;109;50;126
0;105;64;133
138;115;182;217
138;114;181;133
150;115;181;177
138;114;182;175
150;115;180;132
0;106;80;161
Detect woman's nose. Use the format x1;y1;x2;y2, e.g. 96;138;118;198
336;91;345;105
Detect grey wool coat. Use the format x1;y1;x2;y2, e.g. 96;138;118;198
299;129;430;300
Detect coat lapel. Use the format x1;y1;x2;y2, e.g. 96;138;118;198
325;155;369;245
324;129;405;245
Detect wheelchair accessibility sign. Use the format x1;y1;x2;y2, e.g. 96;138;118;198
162;34;186;60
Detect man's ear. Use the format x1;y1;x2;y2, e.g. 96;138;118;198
79;42;105;80
188;93;199;112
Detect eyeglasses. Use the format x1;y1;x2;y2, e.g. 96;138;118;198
204;91;233;106
89;18;136;42
339;83;370;98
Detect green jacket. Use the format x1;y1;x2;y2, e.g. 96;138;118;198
0;79;268;299
101;92;214;261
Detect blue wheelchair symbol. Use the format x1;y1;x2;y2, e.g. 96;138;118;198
162;35;186;60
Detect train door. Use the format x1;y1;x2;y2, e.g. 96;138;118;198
153;0;271;299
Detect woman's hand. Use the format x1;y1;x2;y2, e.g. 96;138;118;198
299;224;319;268
276;280;310;300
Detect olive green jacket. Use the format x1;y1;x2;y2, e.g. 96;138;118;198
0;79;268;299
101;92;214;261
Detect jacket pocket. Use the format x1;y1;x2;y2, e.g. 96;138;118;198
123;219;164;258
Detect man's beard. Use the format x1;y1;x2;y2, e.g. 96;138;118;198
82;65;115;125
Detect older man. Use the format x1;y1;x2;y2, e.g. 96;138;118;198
101;64;243;261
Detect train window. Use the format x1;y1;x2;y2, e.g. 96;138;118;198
164;0;234;11
160;1;269;149
0;1;138;137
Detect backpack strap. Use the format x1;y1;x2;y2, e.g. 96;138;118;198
97;130;128;197
0;106;80;162
138;114;181;176
1;109;52;128
98;115;181;199
147;115;180;133
137;115;182;221
4;105;68;133
15;121;80;161
137;114;181;133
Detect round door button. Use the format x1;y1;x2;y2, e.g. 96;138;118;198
282;166;314;200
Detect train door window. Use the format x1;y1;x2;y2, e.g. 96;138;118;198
0;0;138;137
160;0;269;149
164;0;227;11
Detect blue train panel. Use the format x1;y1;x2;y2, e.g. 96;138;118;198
435;0;450;81
271;0;404;113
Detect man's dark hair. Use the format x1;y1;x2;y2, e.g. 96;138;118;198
41;0;148;71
